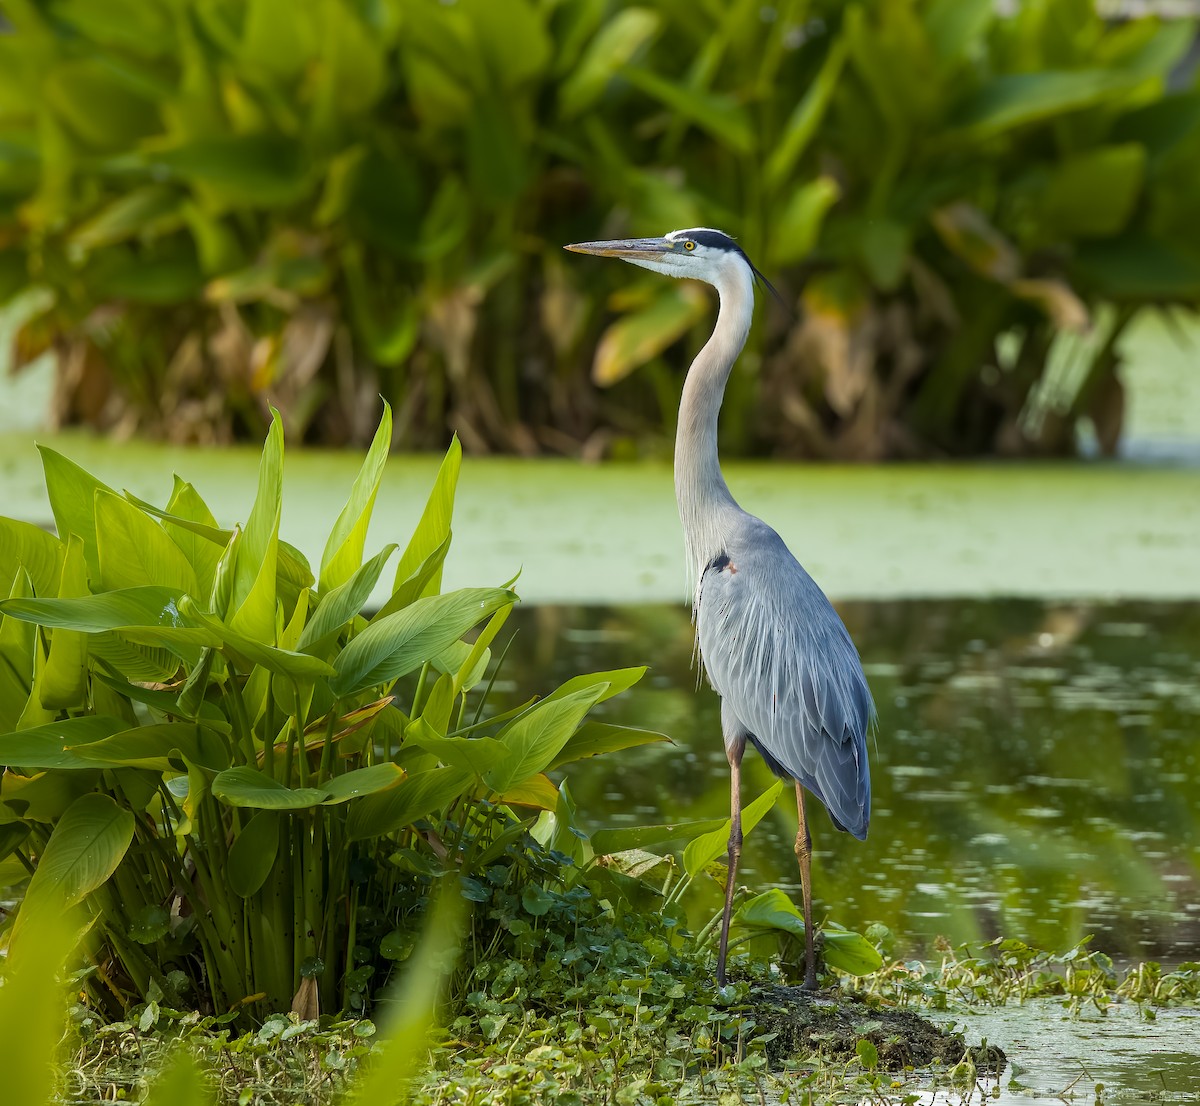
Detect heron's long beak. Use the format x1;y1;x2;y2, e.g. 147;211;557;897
564;238;671;260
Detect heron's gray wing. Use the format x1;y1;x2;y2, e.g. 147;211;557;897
696;518;873;839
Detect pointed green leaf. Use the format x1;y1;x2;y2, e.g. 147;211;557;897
40;534;88;710
70;722;231;772
373;532;451;621
0;517;64;600
330;587;514;698
765;37;847;188
95;489;198;594
621;66;753;152
321;762;406;805
592;285;708;386
345;765;472;841
393;437;461;596
158;478;224;599
484;685;607;795
559;8;661;119
37;446;117;581
229;410;282;642
544;667;645;706
178;597;336;680
0;716;129;770
590;816;729;857
299;543;398;653
548;721;671;771
15;793;134;937
321;402;393;593
211;766;329;810
683;779;784;879
405;719;508;777
227;810;280;898
732;888;883;975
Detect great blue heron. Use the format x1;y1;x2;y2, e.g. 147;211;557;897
566;228;873;989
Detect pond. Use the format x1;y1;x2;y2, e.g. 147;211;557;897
493;599;1200;967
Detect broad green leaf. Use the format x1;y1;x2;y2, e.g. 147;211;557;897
499;773;559;810
0;588;216;650
858;218;910;291
545;667;646;706
0;715;128;770
590;817;727;856
592;284;708;385
0;517;63;599
772;176;840;266
621;66;753;152
0;770;100;825
70;723;231;772
96;489;198;594
484;685;607;795
320;402;393;593
70;185;182;251
1039;144;1145;239
732;888;883;976
405;719;509;777
0;822;30;862
375;532;452;621
321;762;406;804
151;135;311;207
330;587;514;698
15;793;134;939
300;543;398;653
952;70;1139;138
179;597;336;681
227;810;279;898
765;37;847;188
548;721;671;771
393;437;461;595
559;8;660;119
40;534;88;709
140;1047;212;1106
1075;233;1200;299
925;0;992;60
345;765;472;841
37;446;116;581
0;898;78;1106
0;568;36;732
229;410;282;642
342;892;463;1106
159;478;224;599
683;779;785;879
211;766;329;810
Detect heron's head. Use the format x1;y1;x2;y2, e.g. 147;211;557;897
565;228;779;301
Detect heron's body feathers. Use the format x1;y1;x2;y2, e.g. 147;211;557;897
696;512;873;839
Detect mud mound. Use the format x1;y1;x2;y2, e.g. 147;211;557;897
749;985;1007;1073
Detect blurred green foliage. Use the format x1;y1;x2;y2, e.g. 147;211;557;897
1;0;1198;456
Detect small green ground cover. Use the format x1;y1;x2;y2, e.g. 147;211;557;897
60;902;1200;1106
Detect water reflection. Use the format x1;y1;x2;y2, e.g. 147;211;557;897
489;600;1200;964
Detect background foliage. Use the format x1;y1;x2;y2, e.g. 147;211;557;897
1;0;1199;458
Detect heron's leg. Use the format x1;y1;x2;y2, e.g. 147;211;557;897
715;739;745;986
794;781;817;990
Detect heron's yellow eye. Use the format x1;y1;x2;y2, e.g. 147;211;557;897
684;240;695;250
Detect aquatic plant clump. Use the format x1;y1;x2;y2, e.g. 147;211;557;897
0;402;667;1020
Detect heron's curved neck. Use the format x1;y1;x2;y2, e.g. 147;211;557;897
674;264;754;582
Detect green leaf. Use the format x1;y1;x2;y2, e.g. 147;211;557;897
151;135;311;207
159;479;224;599
393;437;461;596
545;667;646;706
37;446;116;581
856;1037;879;1069
548;721;671;771
178;597;336;681
765;37;847;188
521;884;555;917
229;409;282;642
683;780;784;879
96;489;199;594
345;765;472;841
732;888;883;976
772;176;840;266
0;715;129;770
141;1048;211;1106
590;817;727;856
320;762;406;805
0;517;64;600
405;719;509;778
330;587;514;698
952;70;1140;137
300;544;398;653
591;284;709;386
15;793;134;939
320;402;393;593
70;185;183;252
0;588;216;650
70;723;231;772
559;8;660;119
622;66;753;152
211;767;329;810
1039;144;1145;239
39;534;88;710
227;810;280;898
484;685;607;795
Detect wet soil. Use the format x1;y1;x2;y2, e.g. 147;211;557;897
750;985;1007;1073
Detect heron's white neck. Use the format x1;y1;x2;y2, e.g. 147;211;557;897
674;261;755;590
